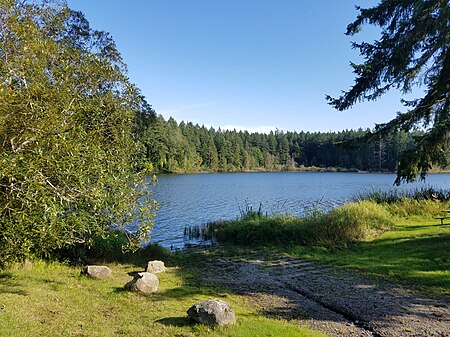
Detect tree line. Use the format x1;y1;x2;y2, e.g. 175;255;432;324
1;0;448;263
140;115;421;174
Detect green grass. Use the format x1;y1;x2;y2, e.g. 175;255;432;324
286;217;450;299
0;259;327;337
211;199;450;299
213;201;395;248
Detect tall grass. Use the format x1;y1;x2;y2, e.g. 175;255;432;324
214;215;309;246
355;186;450;203
355;187;450;217
314;201;394;247
192;188;450;249
210;200;394;249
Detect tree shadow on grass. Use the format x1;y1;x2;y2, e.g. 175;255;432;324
355;233;450;276
180;238;450;336
398;224;442;231
0;272;27;296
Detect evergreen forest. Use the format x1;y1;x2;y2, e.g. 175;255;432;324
141;114;423;174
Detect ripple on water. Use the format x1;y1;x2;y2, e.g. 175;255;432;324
144;172;450;249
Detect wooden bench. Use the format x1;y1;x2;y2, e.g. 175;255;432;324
435;216;450;225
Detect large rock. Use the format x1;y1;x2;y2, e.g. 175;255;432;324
187;300;236;326
146;260;166;274
81;265;112;279
125;272;159;295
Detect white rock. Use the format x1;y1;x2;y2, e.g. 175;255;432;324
82;265;112;279
125;272;159;295
146;260;166;274
187;299;237;326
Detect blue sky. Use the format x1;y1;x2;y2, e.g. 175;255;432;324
66;0;414;133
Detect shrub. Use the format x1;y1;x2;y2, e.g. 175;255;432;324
0;1;156;264
314;201;394;247
53;230;172;266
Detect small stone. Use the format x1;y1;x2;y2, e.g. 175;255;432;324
125;272;159;295
81;265;112;279
187;299;236;327
146;260;166;274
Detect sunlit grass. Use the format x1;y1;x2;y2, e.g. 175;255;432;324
210;199;450;299
287;218;450;299
0;260;327;337
213;200;395;248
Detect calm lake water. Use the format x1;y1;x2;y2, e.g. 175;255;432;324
148;172;450;248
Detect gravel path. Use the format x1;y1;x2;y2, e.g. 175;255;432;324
198;253;450;337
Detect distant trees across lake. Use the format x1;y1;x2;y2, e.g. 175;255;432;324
140;115;424;174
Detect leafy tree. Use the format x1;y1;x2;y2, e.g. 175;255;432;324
0;0;155;262
327;0;450;184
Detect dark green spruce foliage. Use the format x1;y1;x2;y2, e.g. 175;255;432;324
0;1;156;263
327;0;450;184
141;115;423;174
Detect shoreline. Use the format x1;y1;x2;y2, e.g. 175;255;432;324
154;168;450;176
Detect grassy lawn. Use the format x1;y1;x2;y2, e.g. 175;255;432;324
0;259;327;337
1;202;448;336
210;198;450;300
286;217;450;299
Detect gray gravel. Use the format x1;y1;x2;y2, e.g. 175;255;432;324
198;254;450;337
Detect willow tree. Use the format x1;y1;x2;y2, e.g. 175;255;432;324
327;0;450;184
0;0;156;262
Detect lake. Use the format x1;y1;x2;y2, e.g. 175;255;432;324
148;172;450;248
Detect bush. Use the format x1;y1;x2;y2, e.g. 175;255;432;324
314;201;394;247
53;230;172;266
0;1;156;264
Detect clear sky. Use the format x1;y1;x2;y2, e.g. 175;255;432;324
66;0;414;133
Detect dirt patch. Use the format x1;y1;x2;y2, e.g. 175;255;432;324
197;253;450;337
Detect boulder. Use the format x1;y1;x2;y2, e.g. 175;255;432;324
81;265;112;279
187;299;236;326
125;272;159;295
146;260;166;274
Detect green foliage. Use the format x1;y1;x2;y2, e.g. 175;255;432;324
385;199;449;218
142;115;425;174
327;0;450;184
356;186;450;203
238;202;264;221
214;201;394;248
53;231;176;267
0;1;156;263
215;215;307;247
